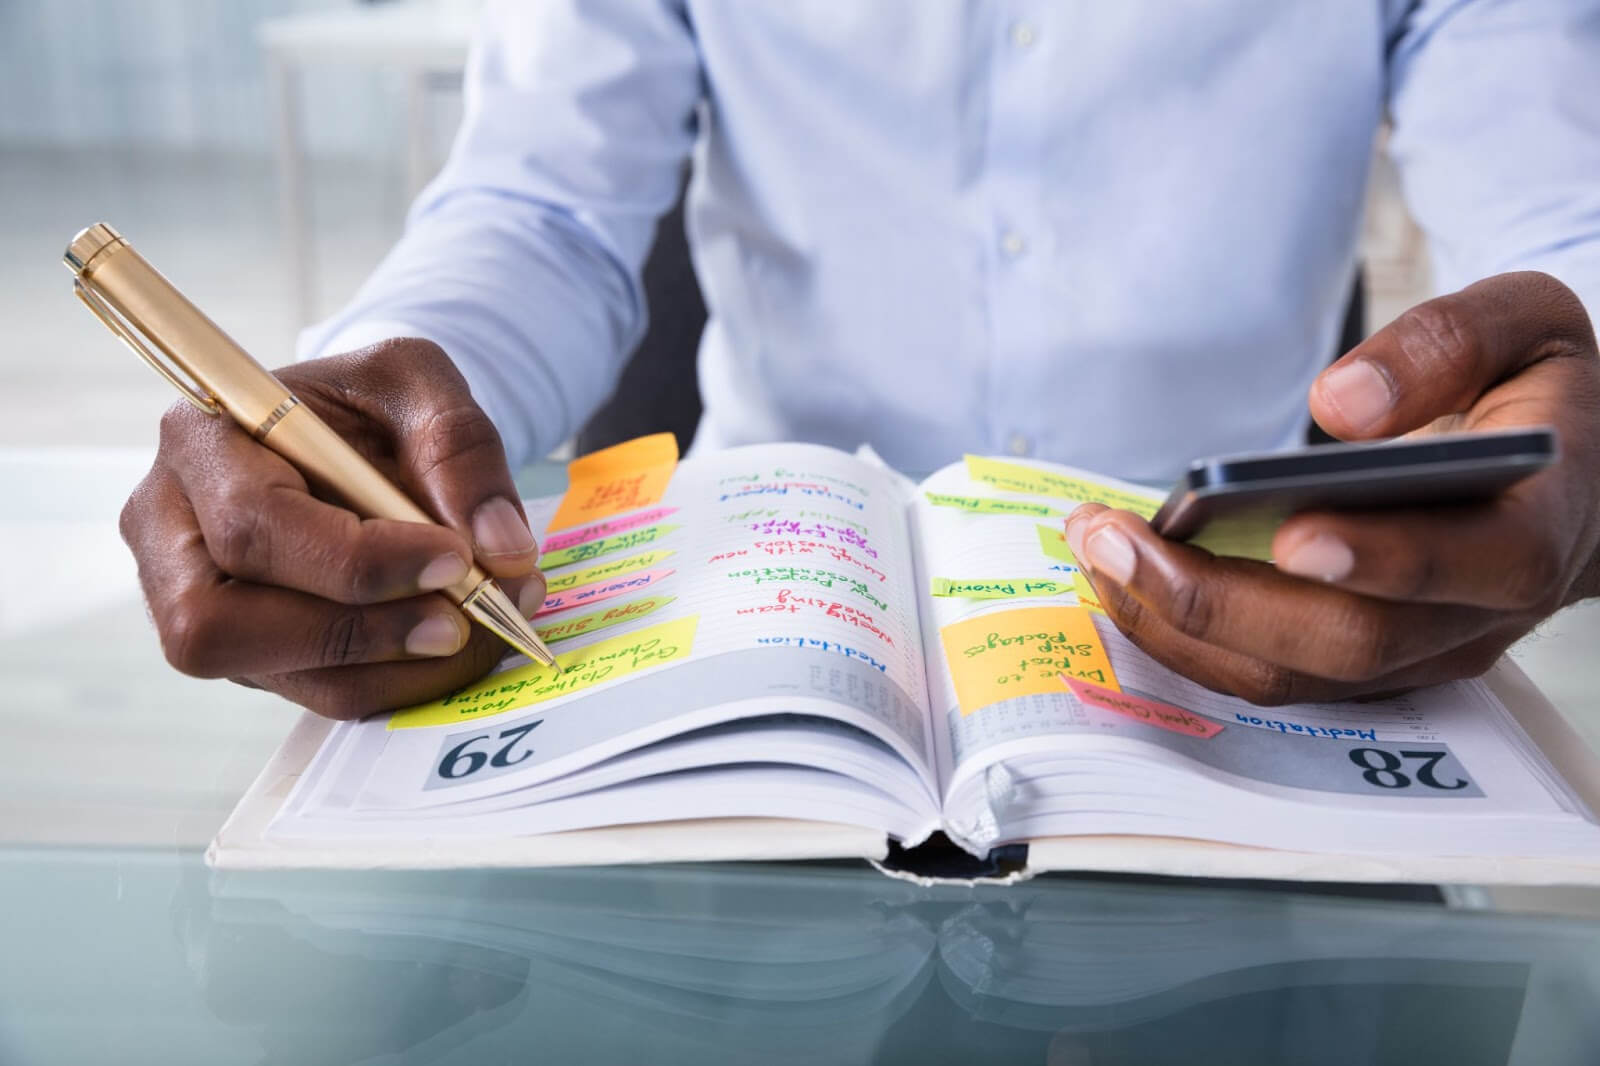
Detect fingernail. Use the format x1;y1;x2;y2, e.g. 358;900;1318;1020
417;553;469;591
1066;514;1089;561
472;497;537;558
1319;361;1393;432
517;575;546;617
1084;527;1137;585
406;614;465;657
1279;533;1354;582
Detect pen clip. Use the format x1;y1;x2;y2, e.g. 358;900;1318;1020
74;279;221;416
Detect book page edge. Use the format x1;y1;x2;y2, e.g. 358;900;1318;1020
1024;657;1600;886
207;712;890;871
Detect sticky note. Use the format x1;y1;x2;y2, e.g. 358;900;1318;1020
540;524;680;569
537;594;675;644
1187;514;1278;562
1063;677;1224;739
939;606;1119;716
924;492;1066;518
541;507;677;553
1037;524;1076;564
1072;569;1105;614
930;577;1069;599
544;549;674;593
549;433;679;532
966;456;1162;518
389;615;698;729
535;568;674;616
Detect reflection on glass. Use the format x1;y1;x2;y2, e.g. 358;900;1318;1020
177;861;1600;1065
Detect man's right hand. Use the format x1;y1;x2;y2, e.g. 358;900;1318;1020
119;339;547;719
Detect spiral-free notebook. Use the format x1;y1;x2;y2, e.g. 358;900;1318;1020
209;437;1600;884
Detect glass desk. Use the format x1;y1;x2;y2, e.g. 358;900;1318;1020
5;448;1600;1064
5;850;1600;1064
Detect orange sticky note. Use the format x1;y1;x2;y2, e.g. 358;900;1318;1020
549;433;679;531
1063;677;1224;739
939;606;1119;716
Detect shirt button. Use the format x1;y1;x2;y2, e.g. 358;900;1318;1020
999;230;1026;258
1007;433;1032;457
1011;21;1037;48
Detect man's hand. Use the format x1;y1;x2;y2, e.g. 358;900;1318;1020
120;339;546;719
1066;272;1600;704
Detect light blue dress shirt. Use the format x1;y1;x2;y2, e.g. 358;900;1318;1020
302;0;1600;483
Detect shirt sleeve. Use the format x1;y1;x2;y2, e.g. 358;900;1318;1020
1385;0;1600;322
297;0;703;469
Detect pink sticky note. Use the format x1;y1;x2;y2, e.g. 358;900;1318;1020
541;507;679;553
535;568;675;617
1062;676;1224;739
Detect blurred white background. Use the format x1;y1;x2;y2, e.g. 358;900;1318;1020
0;0;475;447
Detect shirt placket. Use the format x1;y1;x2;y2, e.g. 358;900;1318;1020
984;7;1053;460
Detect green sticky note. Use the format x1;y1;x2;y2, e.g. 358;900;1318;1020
1037;524;1077;564
541;524;681;569
536;594;676;644
930;577;1070;599
965;455;1162;518
1188;515;1278;561
544;549;674;593
924;492;1066;518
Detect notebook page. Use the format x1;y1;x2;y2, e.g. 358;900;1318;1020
910;456;1105;799
272;443;939;839
908;456;1600;859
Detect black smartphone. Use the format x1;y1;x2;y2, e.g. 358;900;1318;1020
1151;427;1558;546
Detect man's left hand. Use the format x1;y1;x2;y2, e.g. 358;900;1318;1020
1067;271;1600;704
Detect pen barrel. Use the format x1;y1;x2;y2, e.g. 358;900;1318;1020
263;403;487;603
70;223;508;624
72;235;289;432
70;225;486;606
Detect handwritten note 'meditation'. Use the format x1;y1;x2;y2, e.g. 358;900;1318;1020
939;606;1119;716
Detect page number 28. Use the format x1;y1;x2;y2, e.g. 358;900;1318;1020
1348;748;1469;791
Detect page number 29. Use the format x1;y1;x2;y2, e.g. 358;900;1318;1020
438;721;544;780
1348;748;1468;791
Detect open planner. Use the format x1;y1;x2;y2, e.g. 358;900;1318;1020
212;435;1600;883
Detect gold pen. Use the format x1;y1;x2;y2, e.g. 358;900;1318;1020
64;223;561;674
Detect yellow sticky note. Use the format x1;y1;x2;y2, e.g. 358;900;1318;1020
544;549;674;593
537;594;675;644
1072;569;1106;614
940;606;1119;716
930;577;1069;599
924;492;1066;518
966;456;1162;518
549;433;679;532
389;615;698;729
1037;524;1076;564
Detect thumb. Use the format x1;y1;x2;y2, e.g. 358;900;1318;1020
324;339;542;583
1310;271;1596;440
